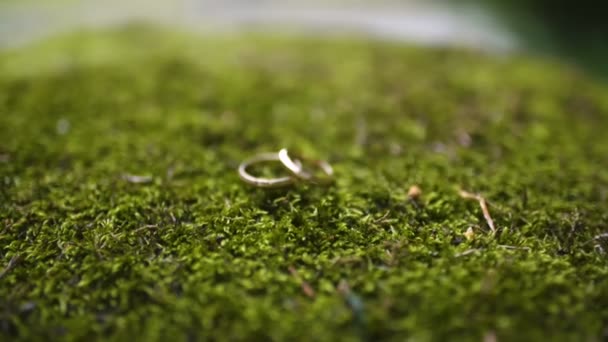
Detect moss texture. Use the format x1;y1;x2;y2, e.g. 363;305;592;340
1;25;607;341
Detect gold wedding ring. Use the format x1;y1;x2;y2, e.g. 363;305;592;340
238;152;297;188
278;148;334;184
238;149;333;188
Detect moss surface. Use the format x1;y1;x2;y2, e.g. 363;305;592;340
1;25;607;341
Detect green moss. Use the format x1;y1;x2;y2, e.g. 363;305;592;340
1;25;607;341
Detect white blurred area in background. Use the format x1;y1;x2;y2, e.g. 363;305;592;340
0;0;516;51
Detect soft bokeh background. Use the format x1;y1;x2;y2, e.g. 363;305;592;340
1;0;606;78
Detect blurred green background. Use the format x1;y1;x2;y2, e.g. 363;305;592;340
1;0;607;79
478;0;608;79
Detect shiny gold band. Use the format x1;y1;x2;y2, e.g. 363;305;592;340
238;152;296;188
238;149;334;188
278;148;334;184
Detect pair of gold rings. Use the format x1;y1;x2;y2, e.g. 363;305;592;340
238;148;334;188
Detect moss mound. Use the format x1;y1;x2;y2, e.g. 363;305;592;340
1;25;607;341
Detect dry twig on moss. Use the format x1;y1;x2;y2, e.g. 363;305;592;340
459;189;497;235
0;255;21;280
288;266;315;298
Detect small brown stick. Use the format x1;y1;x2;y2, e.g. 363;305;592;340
121;174;153;184
455;249;481;257
0;255;21;280
459;189;496;235
374;210;391;223
133;224;159;233
497;245;531;251
582;232;608;245
288;266;315;298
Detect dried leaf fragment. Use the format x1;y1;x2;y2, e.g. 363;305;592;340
464;227;475;241
407;185;422;199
